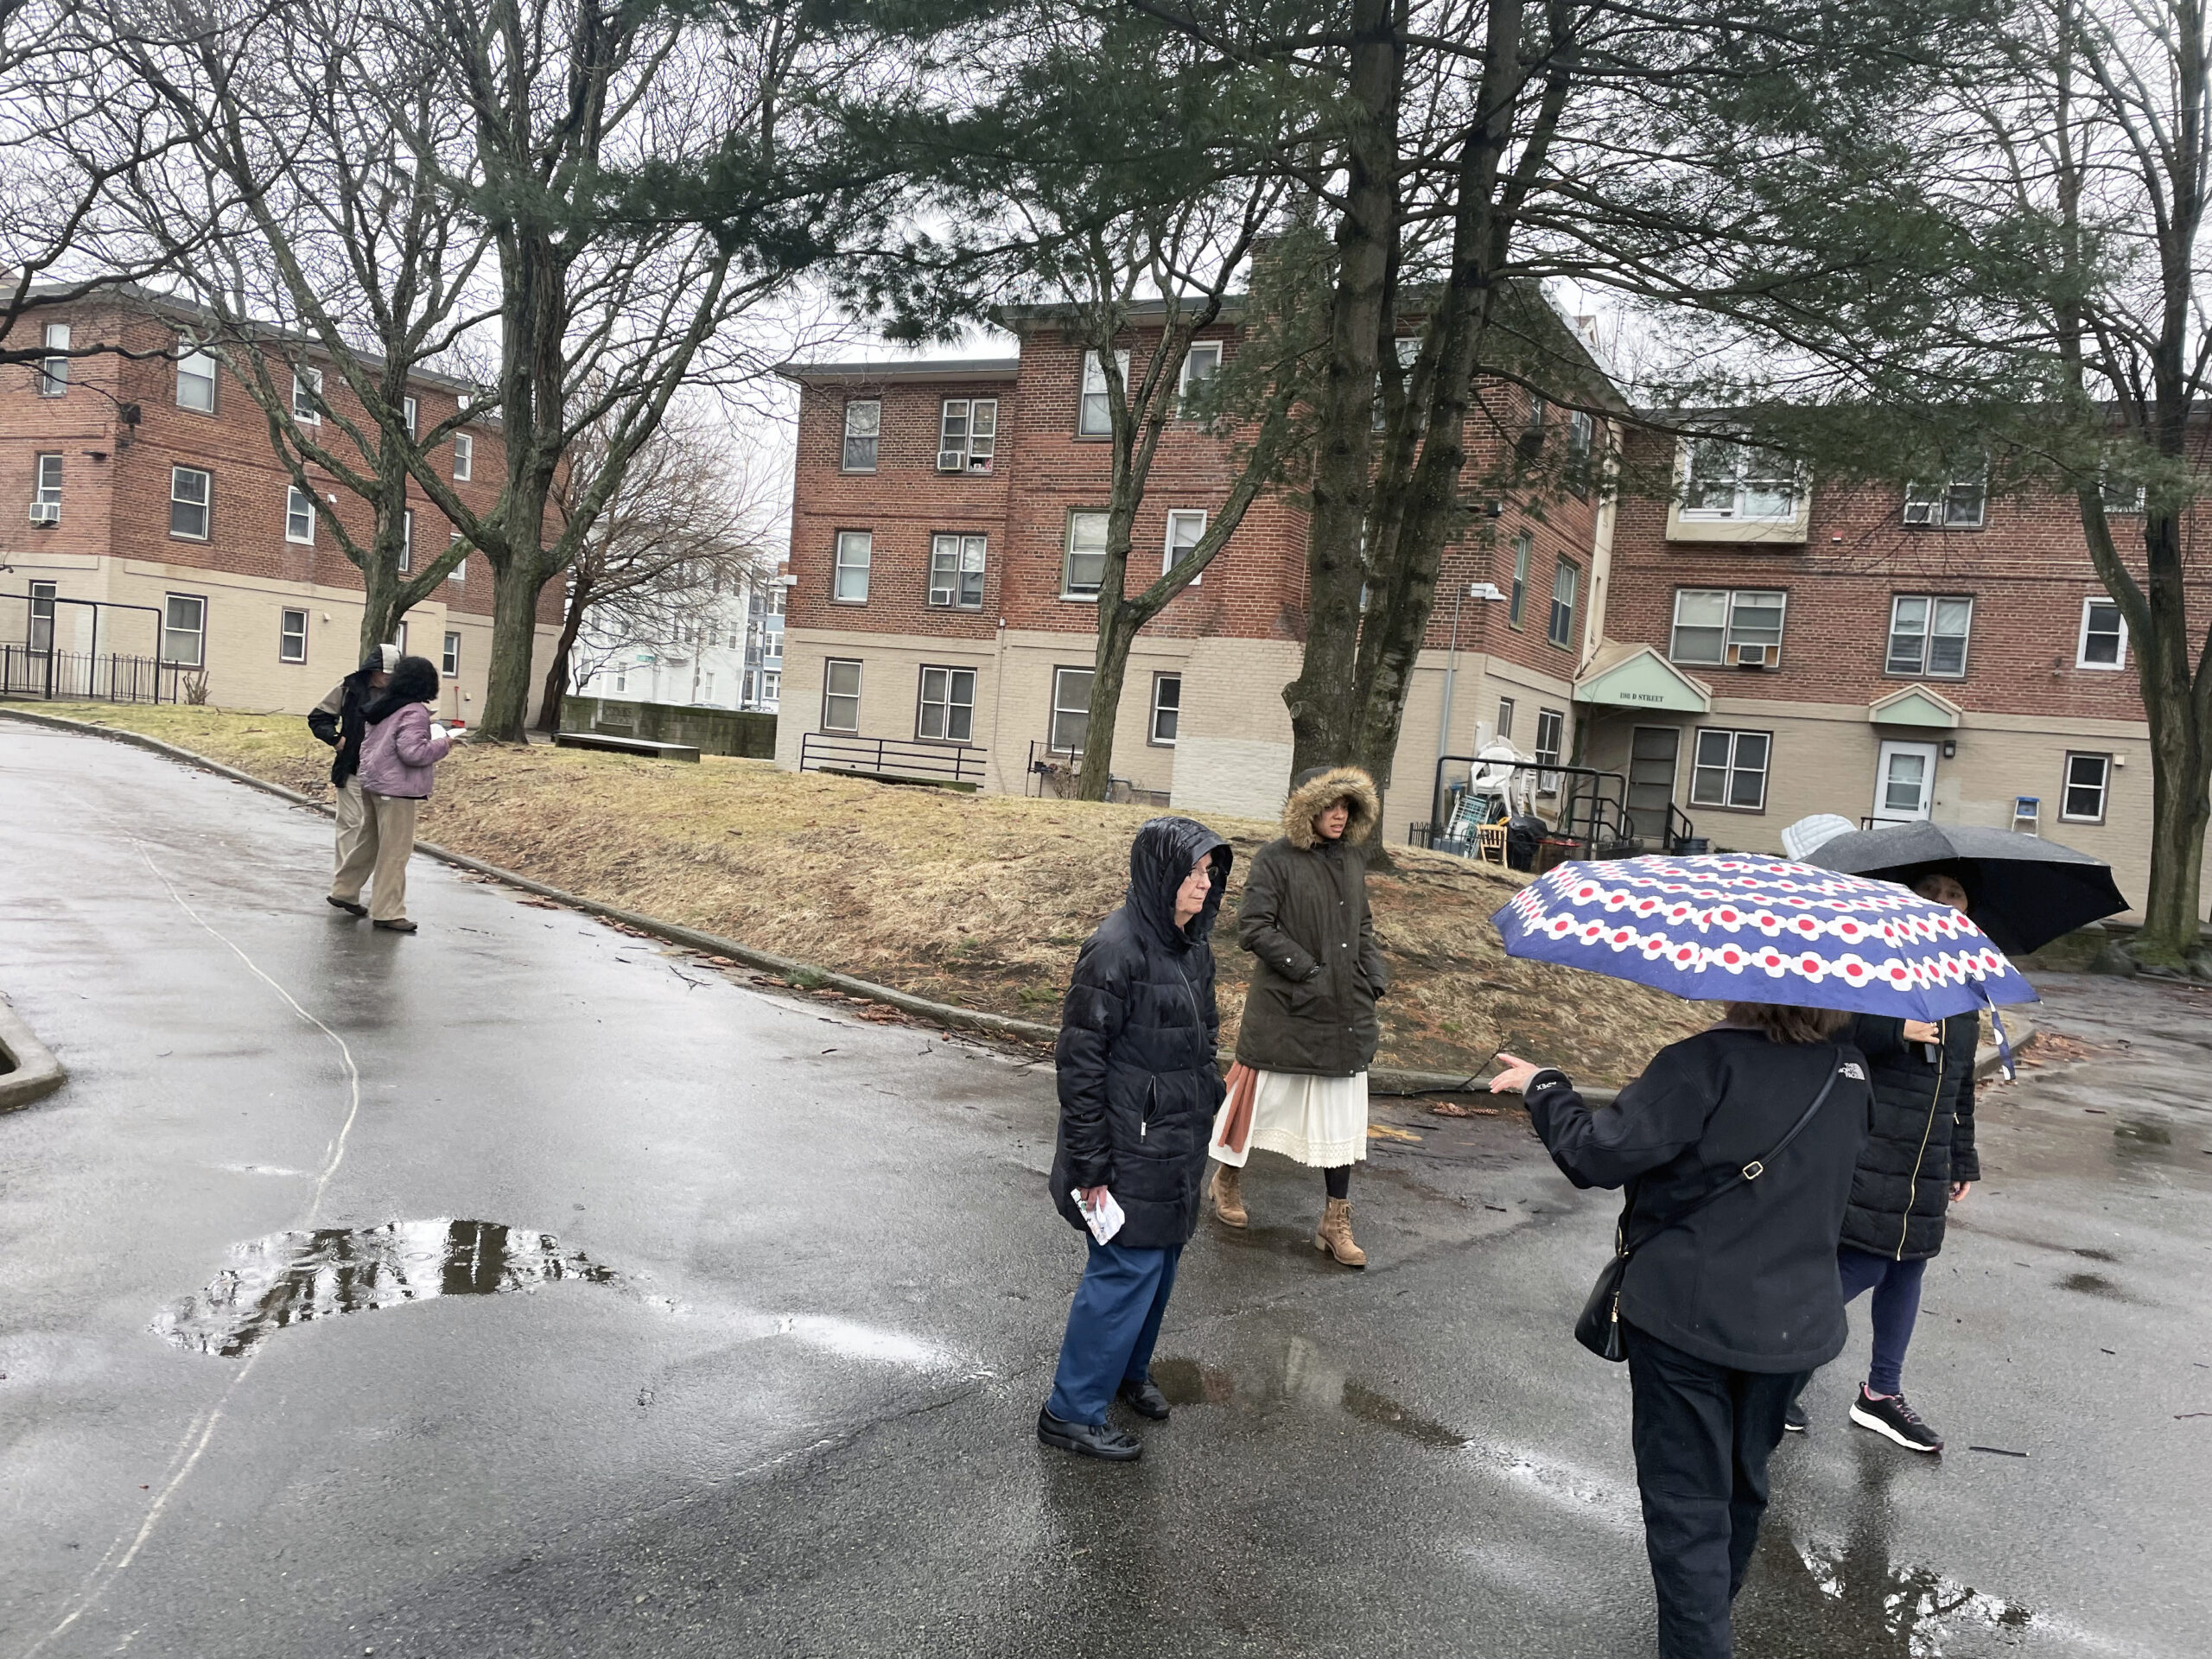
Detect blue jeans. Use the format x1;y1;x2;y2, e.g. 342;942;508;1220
1044;1239;1181;1426
1838;1246;1926;1397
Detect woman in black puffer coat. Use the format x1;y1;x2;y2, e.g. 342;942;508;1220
1039;817;1232;1462
1789;870;1980;1455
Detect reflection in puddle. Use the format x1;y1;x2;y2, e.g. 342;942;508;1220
1340;1379;1466;1447
1151;1356;1235;1406
1149;1342;1465;1448
156;1219;615;1357
2058;1271;2120;1298
2113;1119;2171;1146
1774;1536;2033;1656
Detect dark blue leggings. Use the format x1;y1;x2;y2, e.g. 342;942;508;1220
1837;1246;1926;1397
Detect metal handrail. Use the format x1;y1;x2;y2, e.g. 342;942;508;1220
799;731;987;785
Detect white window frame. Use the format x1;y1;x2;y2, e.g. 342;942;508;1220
1078;350;1129;437
402;395;418;438
169;466;212;541
821;658;862;733
1547;560;1580;650
1508;532;1532;627
28;580;54;652
37;322;67;396
177;348;218;413
1178;340;1222;408
915;664;977;744
1669;588;1789;667
1164;509;1206;582
1567;408;1595;463
398;508;414;573
1678;437;1802;522
285;486;315;545
1689;728;1773;812
1885;594;1974;679
1063;511;1108;600
1904;464;1987;529
2076;597;2127;670
292;365;324;424
452;431;474;481
1149;672;1181;747
841;399;880;473
162;593;207;666
442;630;461;678
279;607;308;664
1533;708;1566;794
1496;696;1515;741
832;530;872;603
392;620;408;657
928;532;987;610
936;398;996;474
2060;752;2111;823
447;531;467;582
33;452;61;518
1050;665;1094;753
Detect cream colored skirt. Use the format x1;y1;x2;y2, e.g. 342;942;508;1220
1209;1069;1370;1169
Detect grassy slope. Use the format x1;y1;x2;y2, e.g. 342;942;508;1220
25;704;1711;1082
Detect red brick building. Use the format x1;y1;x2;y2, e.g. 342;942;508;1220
0;290;559;721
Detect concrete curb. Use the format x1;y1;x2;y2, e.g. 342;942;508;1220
0;993;67;1112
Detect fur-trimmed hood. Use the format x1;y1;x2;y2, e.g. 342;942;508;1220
1282;766;1380;849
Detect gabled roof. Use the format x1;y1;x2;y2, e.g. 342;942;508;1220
1574;639;1712;713
1868;683;1963;728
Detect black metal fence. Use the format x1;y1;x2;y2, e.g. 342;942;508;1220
1;591;178;705
798;731;988;786
1023;740;1171;805
0;645;180;703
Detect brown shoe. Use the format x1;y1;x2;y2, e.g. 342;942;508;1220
1210;1163;1248;1229
1314;1197;1367;1268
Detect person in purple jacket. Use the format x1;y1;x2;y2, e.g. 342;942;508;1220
329;654;453;933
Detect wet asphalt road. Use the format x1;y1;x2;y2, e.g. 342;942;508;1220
1;720;2208;1659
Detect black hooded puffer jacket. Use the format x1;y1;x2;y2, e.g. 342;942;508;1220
1050;817;1233;1250
1839;1012;1980;1262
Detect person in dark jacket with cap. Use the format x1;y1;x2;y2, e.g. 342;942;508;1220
1786;869;1980;1453
1491;1004;1872;1659
308;644;396;917
1039;817;1232;1462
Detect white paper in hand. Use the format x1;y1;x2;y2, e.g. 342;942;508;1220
1072;1187;1126;1246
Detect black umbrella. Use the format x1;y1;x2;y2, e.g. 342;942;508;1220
1807;823;2127;957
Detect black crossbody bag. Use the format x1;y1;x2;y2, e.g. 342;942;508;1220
1575;1049;1847;1362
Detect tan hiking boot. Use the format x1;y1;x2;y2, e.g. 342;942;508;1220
1314;1197;1367;1268
1211;1163;1248;1228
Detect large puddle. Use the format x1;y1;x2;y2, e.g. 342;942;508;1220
156;1219;616;1357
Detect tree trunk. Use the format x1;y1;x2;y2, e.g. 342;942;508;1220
480;559;550;741
2137;697;2210;963
1076;603;1143;802
535;583;589;734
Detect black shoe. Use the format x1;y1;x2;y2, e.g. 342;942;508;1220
1849;1385;1943;1453
327;895;366;917
1036;1408;1141;1461
372;918;418;933
1116;1377;1171;1421
1783;1400;1808;1434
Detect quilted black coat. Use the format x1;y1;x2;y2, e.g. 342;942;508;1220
1839;1012;1980;1262
1050;817;1233;1250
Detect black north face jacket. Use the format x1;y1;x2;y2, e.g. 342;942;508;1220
1839;1012;1980;1262
1050;817;1233;1251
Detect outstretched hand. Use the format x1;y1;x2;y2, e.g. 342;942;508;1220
1488;1052;1547;1095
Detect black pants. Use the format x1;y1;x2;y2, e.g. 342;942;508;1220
1624;1322;1808;1659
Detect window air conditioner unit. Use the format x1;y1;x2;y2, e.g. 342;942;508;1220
28;502;59;525
938;449;966;473
1730;643;1774;668
1901;498;1939;525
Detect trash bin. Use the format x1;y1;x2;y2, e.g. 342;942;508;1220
1675;836;1710;855
1504;815;1545;873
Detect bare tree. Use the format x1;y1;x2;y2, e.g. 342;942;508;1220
538;410;776;728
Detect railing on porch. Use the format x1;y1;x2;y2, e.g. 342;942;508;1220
798;731;988;786
0;645;181;703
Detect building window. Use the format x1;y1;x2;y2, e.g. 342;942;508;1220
821;658;862;733
1063;511;1108;599
2100;470;2145;513
1078;349;1129;436
1679;437;1800;521
285;486;315;544
392;620;408;657
442;630;461;677
1164;509;1206;580
31;452;61;523
1548;561;1580;649
936;398;995;474
29;580;54;652
1533;708;1566;793
841;399;879;472
1904;464;1987;528
169;466;212;540
292;366;324;424
402;395;418;438
1508;531;1531;627
36;322;67;396
1886;595;1973;678
916;664;976;742
1179;340;1222;410
832;530;872;603
2061;753;2111;823
1496;696;1515;741
448;531;467;582
177;349;218;413
279;607;308;664
927;532;986;609
1690;728;1771;810
613;671;627;695
1567;408;1595;463
1051;666;1094;753
1669;588;1787;667
453;432;473;480
398;508;413;573
1151;673;1181;746
162;594;207;666
2077;598;2126;669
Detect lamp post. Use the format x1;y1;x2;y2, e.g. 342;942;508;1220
1436;581;1508;764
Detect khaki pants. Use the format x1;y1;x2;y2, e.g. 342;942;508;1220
331;781;422;923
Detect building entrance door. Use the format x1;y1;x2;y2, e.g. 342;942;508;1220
1872;740;1940;825
1627;725;1681;843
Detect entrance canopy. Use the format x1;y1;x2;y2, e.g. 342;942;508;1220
1574;640;1712;714
1868;683;1962;729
